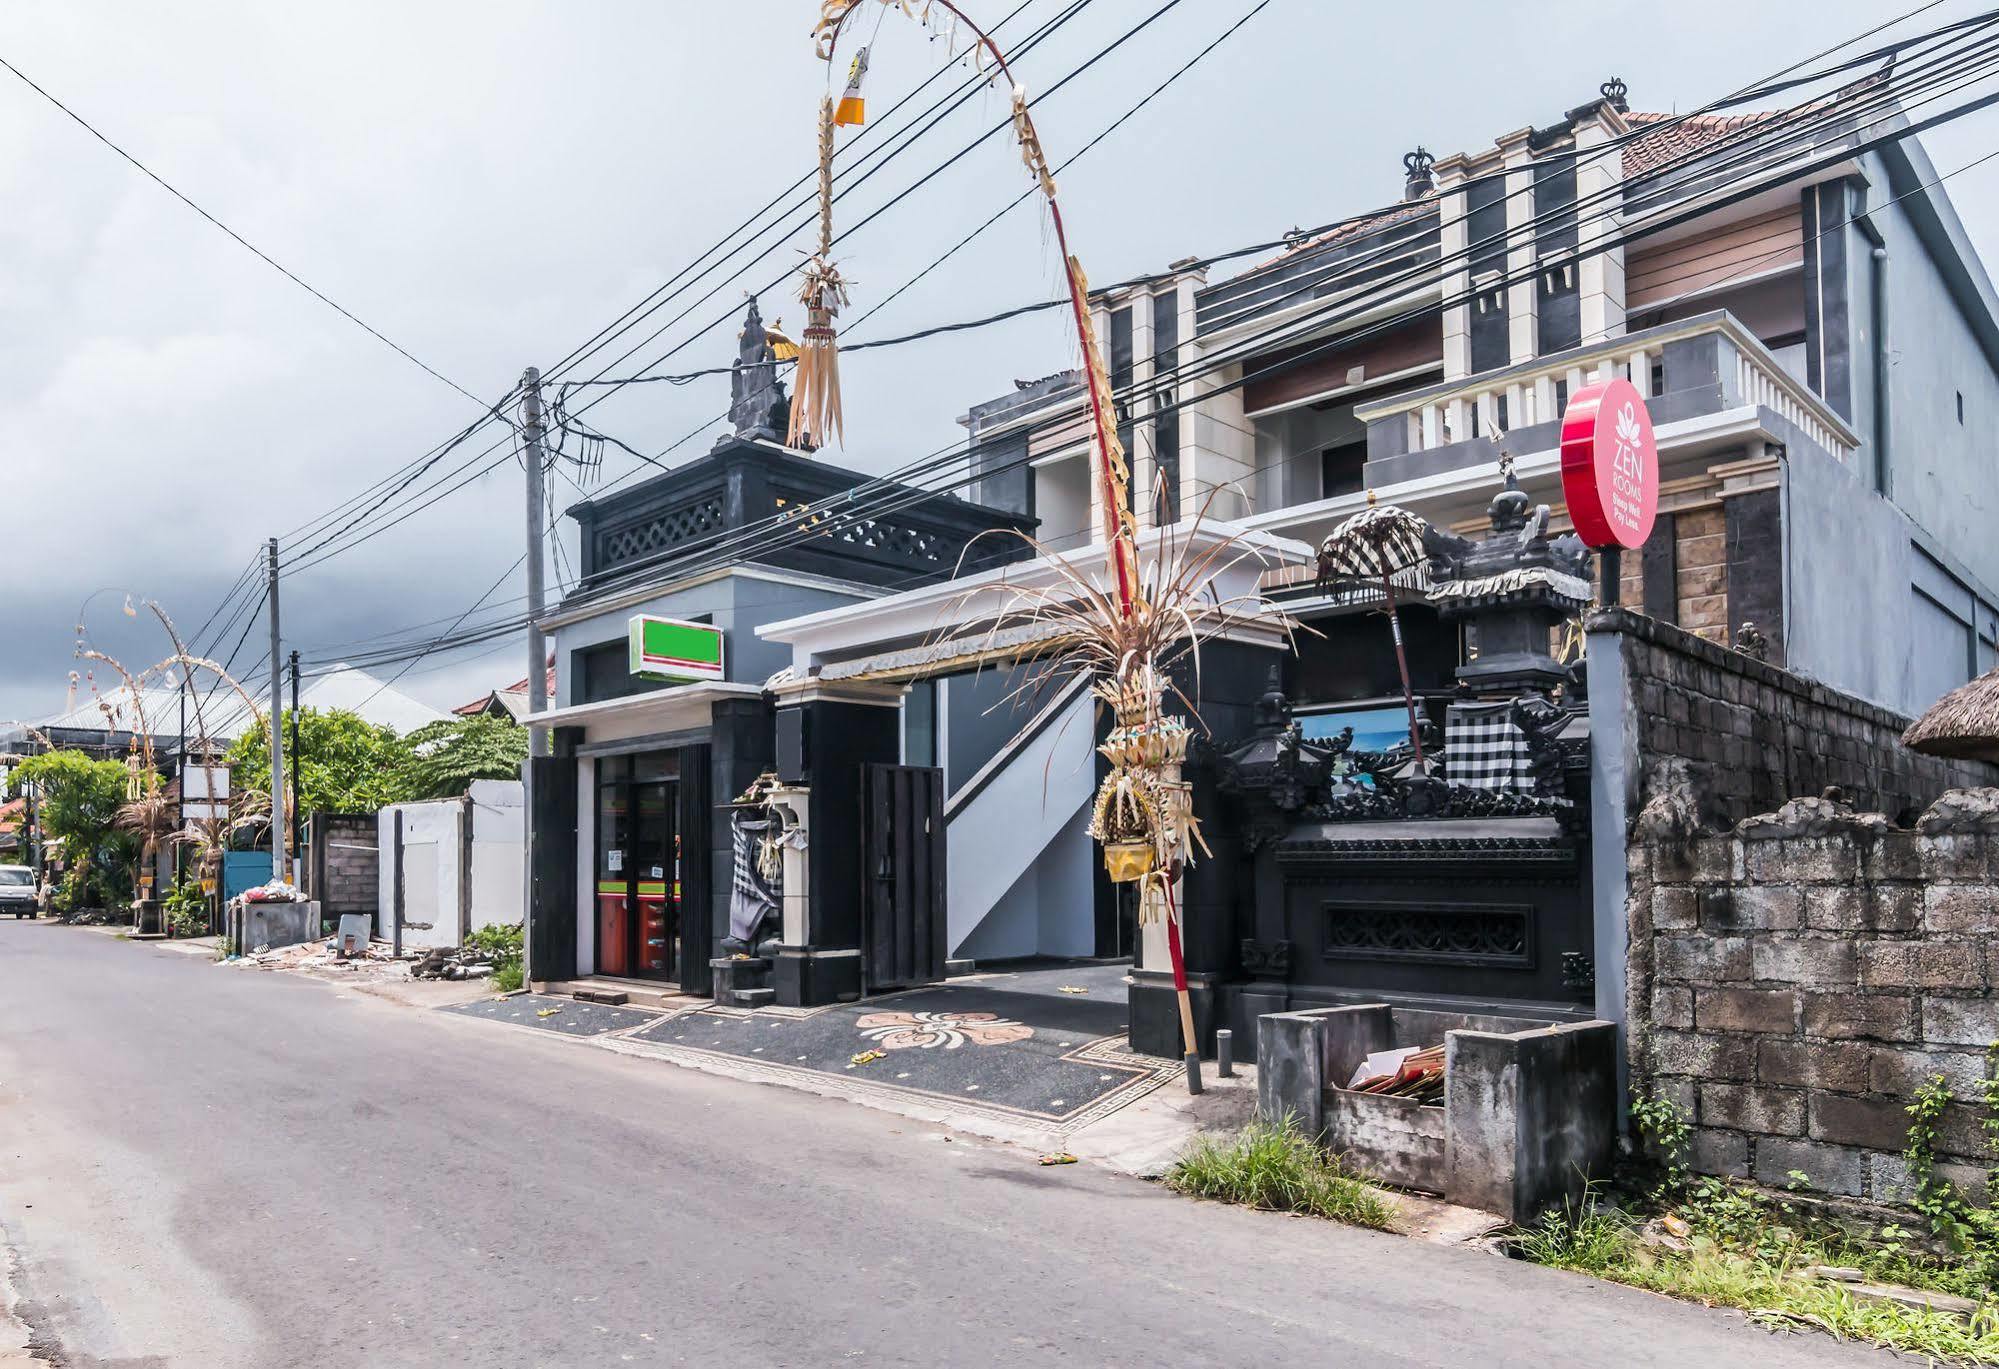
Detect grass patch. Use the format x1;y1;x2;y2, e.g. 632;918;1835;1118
1165;1119;1392;1229
1517;1195;1999;1365
491;962;525;994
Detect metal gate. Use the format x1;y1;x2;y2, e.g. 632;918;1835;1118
861;763;947;992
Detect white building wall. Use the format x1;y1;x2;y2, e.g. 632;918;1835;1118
377;779;525;949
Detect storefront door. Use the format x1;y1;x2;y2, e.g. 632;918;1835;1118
593;751;681;982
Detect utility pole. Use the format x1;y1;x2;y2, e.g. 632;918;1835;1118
522;366;549;756
288;649;302;887
266;537;288;884
520;367;549;988
175;671;187;888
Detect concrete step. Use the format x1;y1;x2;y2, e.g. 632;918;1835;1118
572;987;630;1006
722;987;776;1009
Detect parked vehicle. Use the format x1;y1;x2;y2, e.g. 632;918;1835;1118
0;865;37;918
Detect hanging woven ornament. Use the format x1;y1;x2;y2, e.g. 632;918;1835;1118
834;46;870;126
788;95;849;450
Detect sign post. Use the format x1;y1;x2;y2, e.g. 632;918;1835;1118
1559;377;1660;604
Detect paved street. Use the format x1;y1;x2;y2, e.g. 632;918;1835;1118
0;922;1897;1368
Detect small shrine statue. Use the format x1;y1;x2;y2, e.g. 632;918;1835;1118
726;296;793;443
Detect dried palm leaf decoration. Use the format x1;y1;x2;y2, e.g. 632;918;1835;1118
807;1;1228;1078
786;95;849;450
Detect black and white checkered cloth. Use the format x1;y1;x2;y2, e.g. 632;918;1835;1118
1446;701;1530;790
728;813;782;944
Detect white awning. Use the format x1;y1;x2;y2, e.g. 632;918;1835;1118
526;682;764;742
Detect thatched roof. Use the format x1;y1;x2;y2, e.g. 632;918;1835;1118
1902;666;1999;762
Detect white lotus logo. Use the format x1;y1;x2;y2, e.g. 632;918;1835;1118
1616;401;1643;449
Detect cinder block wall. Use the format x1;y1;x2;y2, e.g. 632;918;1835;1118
308;813;379;923
1632;801;1999;1201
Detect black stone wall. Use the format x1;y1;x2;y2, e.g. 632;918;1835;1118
1598;608;1997;825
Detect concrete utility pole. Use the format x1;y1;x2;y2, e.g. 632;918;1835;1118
266;537;288;884
288;648;302;886
522;367;549;757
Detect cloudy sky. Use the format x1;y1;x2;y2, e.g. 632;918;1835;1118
4;0;1995;725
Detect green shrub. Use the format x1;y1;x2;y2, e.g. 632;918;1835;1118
1165;1118;1391;1229
466;922;524;992
162;877;209;938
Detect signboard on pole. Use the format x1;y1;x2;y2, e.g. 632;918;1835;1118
1559;377;1660;550
183;765;231;822
627;615;725;684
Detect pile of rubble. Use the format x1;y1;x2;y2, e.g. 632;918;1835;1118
229;936;506;984
234;935;408;976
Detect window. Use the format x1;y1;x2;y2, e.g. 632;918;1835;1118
1321;440;1368;498
902;680;937;768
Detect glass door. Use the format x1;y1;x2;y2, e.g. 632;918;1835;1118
594;757;633;977
630;777;678;980
593;751;681;982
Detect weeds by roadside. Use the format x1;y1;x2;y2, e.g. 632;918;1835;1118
1515;1189;1999;1364
1517;1064;1999;1365
1165;1118;1392;1229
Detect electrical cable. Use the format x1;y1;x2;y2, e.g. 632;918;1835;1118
281;4;1988;667
311;82;1999;677
0;54;484;405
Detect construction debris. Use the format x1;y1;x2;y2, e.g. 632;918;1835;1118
409;945;498;980
1347;1045;1445;1102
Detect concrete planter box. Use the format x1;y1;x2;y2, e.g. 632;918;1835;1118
226;899;322;954
1257;1002;1616;1224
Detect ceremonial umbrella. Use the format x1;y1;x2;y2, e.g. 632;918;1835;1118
1318;498;1434;767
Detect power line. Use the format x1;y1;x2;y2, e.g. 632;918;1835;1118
260;2;1984;672
312;68;1999;678
0;53;485;406
272;0;1151;578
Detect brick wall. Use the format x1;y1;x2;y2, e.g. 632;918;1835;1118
1598;608;1997;825
307;812;378;922
1632;799;1999;1201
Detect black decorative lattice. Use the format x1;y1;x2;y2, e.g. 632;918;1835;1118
832;516;945;564
600;497;726;566
1320;901;1533;969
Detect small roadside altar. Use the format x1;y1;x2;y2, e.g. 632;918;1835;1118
1221;466;1619;1218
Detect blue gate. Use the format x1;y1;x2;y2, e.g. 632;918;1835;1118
221;850;268;904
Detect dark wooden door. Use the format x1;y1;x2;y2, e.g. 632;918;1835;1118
861;764;947;992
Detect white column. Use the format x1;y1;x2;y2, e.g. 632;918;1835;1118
1435;155;1473;381
1499;128;1540;367
767;784;811;947
1574;108;1628;345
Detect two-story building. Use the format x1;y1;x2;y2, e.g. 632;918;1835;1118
521;305;1028;999
756;75;1999;1049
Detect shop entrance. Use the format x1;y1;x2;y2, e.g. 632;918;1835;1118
594;751;682;982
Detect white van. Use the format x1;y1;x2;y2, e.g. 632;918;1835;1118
0;865;37;918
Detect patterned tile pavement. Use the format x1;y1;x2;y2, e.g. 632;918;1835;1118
441;965;1176;1132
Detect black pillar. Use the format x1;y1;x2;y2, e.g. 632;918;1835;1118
526;733;580;984
772;694;900;1006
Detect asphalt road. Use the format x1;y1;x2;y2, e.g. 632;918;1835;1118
0;922;1900;1368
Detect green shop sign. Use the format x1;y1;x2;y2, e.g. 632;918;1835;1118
627;614;725;683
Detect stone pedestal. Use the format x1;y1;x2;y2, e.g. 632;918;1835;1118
711;956;774;1009
1129;966;1224;1060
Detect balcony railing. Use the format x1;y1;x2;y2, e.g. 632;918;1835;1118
1355;310;1859;466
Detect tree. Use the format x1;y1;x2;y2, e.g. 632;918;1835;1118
396;716;529;801
7;750;137;911
225;707;406;815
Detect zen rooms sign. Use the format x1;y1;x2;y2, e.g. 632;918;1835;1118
627;615;725;684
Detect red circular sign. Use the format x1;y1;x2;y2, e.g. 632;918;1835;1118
1560;377;1659;550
